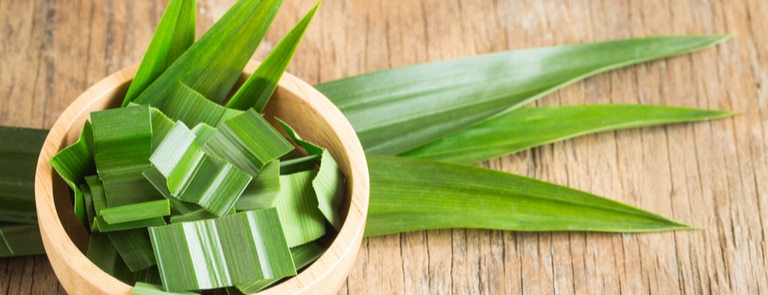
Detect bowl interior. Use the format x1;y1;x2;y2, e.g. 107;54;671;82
35;63;369;294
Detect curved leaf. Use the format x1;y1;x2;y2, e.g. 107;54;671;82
123;0;196;106
365;155;691;237
317;35;730;155
403;104;736;164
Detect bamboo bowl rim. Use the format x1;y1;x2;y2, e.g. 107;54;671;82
34;61;369;294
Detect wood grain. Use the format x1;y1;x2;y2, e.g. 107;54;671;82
1;0;765;294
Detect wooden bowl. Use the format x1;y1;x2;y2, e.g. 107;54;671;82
34;62;369;294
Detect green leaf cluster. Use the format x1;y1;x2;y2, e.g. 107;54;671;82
0;3;736;295
46;0;341;293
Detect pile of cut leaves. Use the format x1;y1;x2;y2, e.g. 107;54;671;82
0;0;735;293
47;0;346;293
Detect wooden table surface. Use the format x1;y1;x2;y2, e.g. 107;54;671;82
2;0;766;294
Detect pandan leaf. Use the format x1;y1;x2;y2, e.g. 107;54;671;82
201;109;294;176
149;209;295;292
279;155;320;175
95;216;167;233
87;233;162;285
134;0;284;106
235;160;281;211
403;105;736;164
313;150;344;231
364;155;691;237
277;118;323;156
0;223;44;257
274;170;326;247
91;105;162;207
0;127;47;224
131;282;199;295
226;1;321;111
160;81;243;128
316;35;730;155
100;199;171;225
123;0;196;106
107;229;157;272
85;175;107;217
49;121;95;193
235;242;325;293
149;122;252;216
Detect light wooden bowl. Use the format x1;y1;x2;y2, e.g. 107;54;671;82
34;62;369;294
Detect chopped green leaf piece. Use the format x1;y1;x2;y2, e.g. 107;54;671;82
150;108;176;150
279;154;320;175
274;170;326;247
169;208;218;223
160;82;243;127
87;232;161;285
277;118;323;155
49;122;95;222
404;105;737;164
142;168;200;215
149;209;295;292
107;229;157;272
73;186;87;227
132;282;200;295
87;232;124;275
91;105;162;206
150;122;252;216
123;0;196;106
202;109;294;176
235;241;325;293
313;150;344;231
191;123;217;145
226;1;320;111
365;155;691;237
134;0;285;106
100;199;171;225
95;216;167;233
92;105;153;171
79;183;96;229
49;121;95;188
85;175;107;216
235;160;281;211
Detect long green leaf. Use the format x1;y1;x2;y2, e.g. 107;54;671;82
364;155;691;237
0;127;47;224
403;105;736;164
134;0;283;106
316;35;729;155
0;223;44;257
123;0;196;106
225;1;320;111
